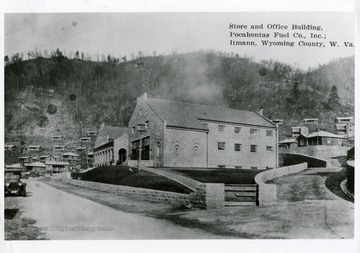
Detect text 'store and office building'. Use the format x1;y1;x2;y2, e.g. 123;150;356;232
94;93;278;169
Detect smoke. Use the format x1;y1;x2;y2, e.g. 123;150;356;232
156;52;227;106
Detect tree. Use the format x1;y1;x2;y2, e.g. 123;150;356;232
75;50;80;59
81;52;85;60
327;85;340;109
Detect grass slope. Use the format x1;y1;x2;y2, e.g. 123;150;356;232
79;165;192;194
173;168;263;184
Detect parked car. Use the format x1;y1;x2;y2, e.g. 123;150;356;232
4;169;26;197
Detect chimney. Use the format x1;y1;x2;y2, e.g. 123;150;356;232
259;109;263;116
137;92;148;103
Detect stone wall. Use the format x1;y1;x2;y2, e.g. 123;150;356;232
128;95;166;167
189;183;224;209
254;163;308;206
279;145;351;160
65;179;190;206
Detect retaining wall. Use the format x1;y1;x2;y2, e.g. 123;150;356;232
254;163;308;206
279;153;330;167
279;146;351;160
65;179;190;206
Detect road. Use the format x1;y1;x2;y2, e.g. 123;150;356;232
19;180;221;240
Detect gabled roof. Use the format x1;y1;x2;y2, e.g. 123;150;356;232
145;97;275;130
45;161;70;166
279;138;297;144
103;126;129;139
62;152;79;157
307;131;347;139
27;162;46;167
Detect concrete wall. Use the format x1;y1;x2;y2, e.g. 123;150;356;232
255;163;308;206
163;128;207;167
279;153;330;167
65;179;190;206
207;122;277;169
279;145;351;160
128;96;165;167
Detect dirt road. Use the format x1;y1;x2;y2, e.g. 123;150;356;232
18;180;223;239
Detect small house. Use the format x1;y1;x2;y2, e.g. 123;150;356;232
272;119;284;125
5;144;18;151
291;126;309;137
45;161;70;174
278;139;297;150
304;118;318;124
298;131;348;147
28;145;42;152
53;145;67;153
52;135;65;142
86;130;98;137
335;117;354;124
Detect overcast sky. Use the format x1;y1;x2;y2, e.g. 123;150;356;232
5;12;354;69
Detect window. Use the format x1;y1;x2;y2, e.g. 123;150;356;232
235;166;242;169
137;124;146;131
327;138;331;144
174;145;180;155
156;143;160;157
266;146;273;151
131;140;140;160
250;128;258;134
141;137;150;160
145;120;149;129
218;142;225;150
250;145;257;152
193;146;199;156
266;130;273;137
218;125;225;132
234;127;241;133
300;139;304;145
132;127;135;134
234;143;241;151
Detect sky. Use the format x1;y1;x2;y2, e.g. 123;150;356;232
4;12;355;69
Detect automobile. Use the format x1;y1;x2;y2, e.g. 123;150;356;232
4;168;27;197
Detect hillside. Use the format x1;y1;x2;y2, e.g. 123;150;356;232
4;50;354;147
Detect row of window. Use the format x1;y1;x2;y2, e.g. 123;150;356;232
218;142;274;152
217;125;273;136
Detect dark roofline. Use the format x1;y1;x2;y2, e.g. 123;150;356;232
198;118;277;129
254;112;277;128
166;125;208;132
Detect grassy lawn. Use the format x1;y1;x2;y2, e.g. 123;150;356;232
77;165;192;194
172;168;264;184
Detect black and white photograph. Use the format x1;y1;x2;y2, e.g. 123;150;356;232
1;0;358;251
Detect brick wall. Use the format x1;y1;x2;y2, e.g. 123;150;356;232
65;179;190;206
